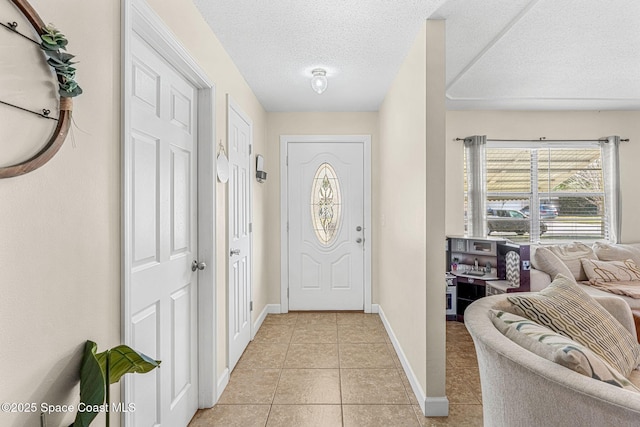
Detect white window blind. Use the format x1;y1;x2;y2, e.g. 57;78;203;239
464;137;619;243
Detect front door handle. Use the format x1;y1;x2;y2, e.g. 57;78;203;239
192;260;206;272
230;248;241;256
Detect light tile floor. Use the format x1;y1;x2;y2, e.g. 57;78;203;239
189;314;483;426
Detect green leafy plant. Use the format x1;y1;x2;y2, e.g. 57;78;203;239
40;25;68;51
40;25;83;98
70;341;160;427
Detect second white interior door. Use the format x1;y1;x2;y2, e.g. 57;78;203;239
288;142;365;310
227;98;252;371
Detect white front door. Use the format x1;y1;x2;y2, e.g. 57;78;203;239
127;34;199;426
287;142;365;310
227;98;252;371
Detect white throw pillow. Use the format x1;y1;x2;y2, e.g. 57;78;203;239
532;247;575;282
593;242;640;267
546;242;598;281
581;258;640;284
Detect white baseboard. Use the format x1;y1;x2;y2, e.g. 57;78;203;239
252;304;281;338
377;306;448;417
371;303;380;313
216;368;229;401
425;396;450;416
216;304;281;403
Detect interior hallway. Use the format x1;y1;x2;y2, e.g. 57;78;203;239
189;313;482;426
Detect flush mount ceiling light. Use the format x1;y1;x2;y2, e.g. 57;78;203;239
310;68;328;94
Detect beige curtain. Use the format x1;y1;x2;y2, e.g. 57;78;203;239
464;135;487;237
601;136;621;243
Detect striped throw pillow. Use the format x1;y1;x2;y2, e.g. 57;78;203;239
507;275;640;377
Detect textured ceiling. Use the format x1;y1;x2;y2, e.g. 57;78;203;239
436;0;640;110
193;0;446;111
193;0;640;112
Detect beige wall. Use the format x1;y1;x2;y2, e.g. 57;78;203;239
265;112;380;304
377;20;448;411
0;0;267;425
0;1;121;426
445;111;640;242
377;22;429;397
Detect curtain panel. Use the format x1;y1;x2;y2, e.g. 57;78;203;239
464;135;487;237
601;136;621;243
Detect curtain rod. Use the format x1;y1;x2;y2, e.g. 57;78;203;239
455;138;629;142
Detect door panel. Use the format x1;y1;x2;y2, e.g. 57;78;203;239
132;131;160;268
227;100;252;371
171;146;192;255
171;285;192;403
288;142;364;310
131;304;160;425
129;34;198;427
331;254;351;288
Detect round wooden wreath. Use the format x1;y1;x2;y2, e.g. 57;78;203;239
0;0;78;179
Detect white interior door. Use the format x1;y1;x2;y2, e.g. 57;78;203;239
127;34;199;427
227;98;252;371
288;142;365;310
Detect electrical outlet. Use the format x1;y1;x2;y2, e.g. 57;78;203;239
522;260;531;270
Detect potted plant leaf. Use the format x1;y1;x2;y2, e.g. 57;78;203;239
70;340;160;427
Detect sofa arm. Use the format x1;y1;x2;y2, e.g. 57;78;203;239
530;268;551;292
594;296;637;338
465;294;640;426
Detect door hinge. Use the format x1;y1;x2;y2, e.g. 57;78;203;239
287;288;289;298
250;301;253;311
249;144;252;155
249;222;252;232
286;155;288;166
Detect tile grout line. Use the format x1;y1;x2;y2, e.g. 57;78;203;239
264;313;296;426
336;317;346;427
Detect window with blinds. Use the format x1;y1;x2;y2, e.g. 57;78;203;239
465;144;606;243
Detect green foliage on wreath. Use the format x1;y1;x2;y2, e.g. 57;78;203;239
40;25;82;98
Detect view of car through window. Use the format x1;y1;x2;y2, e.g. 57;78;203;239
487;208;548;236
520;204;558;219
471;145;609;243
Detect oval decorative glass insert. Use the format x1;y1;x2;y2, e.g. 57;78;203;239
310;162;342;245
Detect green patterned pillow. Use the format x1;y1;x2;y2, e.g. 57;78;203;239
490;310;640;392
507;275;640;377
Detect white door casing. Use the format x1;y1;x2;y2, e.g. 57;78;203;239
123;0;217;425
280;135;372;312
227;97;253;371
